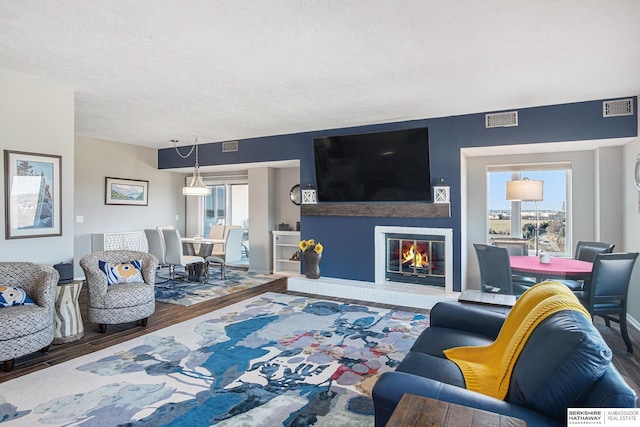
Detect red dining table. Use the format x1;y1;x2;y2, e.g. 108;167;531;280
509;255;593;282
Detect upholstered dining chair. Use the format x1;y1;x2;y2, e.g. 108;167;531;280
0;262;58;372
161;228;205;280
491;237;537;287
208;224;226;252
559;241;615;291
221;225;241;250
145;228;166;268
208;224;225;239
205;227;244;280
80;250;158;333
490;237;529;256
474;243;534;296
574;252;638;353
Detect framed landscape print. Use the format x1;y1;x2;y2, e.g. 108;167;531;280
105;177;148;206
4;150;62;239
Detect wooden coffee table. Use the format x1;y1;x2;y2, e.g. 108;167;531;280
386;393;526;426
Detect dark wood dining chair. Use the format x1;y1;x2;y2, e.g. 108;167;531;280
574;252;638;353
474;243;533;297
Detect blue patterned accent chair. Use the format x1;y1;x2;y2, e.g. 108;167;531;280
0;262;59;372
80;250;158;333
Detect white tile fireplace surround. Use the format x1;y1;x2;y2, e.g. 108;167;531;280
288;226;458;309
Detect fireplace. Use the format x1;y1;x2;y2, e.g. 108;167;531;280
375;226;453;291
385;233;446;286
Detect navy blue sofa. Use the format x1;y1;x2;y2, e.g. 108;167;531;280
372;302;636;426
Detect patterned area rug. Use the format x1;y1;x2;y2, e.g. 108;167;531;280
0;292;429;426
155;267;278;306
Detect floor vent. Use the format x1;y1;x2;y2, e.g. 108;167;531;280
222;141;239;152
486;111;518;128
603;98;633;117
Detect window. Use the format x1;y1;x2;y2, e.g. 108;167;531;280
487;164;570;256
202;181;248;238
203;185;226;236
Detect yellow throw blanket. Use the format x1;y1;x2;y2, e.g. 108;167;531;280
444;281;591;400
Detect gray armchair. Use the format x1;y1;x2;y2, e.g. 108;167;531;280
0;262;59;372
80;250;157;333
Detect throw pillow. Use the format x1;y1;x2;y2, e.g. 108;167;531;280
0;285;35;307
98;260;143;285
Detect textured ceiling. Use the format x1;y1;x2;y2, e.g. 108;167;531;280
1;0;639;149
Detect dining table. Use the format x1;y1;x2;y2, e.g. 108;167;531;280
509;255;593;282
181;237;225;257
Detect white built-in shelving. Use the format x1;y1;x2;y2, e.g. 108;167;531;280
272;230;300;275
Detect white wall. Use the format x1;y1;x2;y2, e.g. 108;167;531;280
623;114;640;323
248;167;275;273
0;72;75;264
274;167;301;231
74;135;186;276
595;146;624;245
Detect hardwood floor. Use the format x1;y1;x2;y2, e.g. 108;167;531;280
2;277;640;403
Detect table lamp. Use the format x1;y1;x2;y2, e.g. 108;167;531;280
506;178;544;255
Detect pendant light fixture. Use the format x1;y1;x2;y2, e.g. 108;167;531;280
173;136;210;196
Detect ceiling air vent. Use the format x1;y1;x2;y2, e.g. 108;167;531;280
603;98;633;117
486;111;518;128
222;141;238;152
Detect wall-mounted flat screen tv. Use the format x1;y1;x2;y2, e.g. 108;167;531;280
313;127;431;202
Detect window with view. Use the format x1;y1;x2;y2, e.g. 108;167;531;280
202;183;248;238
487;164;570;257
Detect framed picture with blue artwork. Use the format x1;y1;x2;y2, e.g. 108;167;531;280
105;177;148;206
4;150;62;239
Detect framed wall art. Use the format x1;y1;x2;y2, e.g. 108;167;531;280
105;177;149;206
4;150;62;239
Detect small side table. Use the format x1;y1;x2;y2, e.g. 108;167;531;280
386;393;526;427
53;279;84;344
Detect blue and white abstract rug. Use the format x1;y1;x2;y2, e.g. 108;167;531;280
0;292;429;426
155;268;278;306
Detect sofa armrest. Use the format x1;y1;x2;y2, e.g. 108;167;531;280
372;371;561;427
429;302;506;339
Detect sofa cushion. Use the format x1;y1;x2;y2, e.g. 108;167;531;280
396;351;466;388
98;260;143;285
98;282;155;309
507;309;612;422
0;304;52;339
411;326;495;358
0;285;35;307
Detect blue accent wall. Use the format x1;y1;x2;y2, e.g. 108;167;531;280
159;98;638;290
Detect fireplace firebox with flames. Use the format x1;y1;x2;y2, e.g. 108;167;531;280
386;233;446;286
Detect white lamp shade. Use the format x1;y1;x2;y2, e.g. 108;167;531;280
183;186;210;196
183;174;210;196
506;179;543;201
